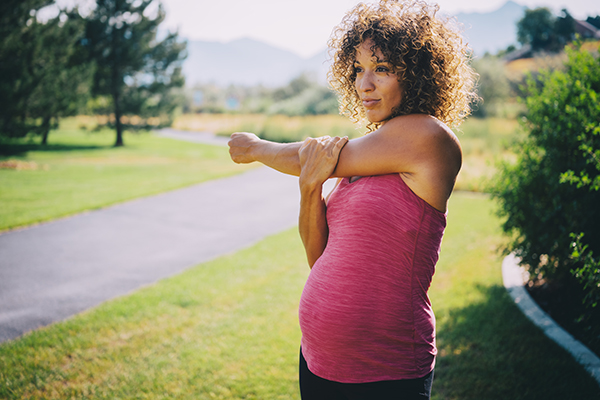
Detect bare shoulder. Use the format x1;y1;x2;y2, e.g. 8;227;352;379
381;115;462;211
383;115;459;148
333;114;461;187
379;114;461;167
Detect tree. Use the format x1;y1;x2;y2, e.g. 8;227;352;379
517;7;556;51
490;44;600;314
27;12;94;144
84;0;186;146
268;74;339;116
586;15;600;30
0;0;49;138
554;9;575;48
517;7;575;53
0;0;92;142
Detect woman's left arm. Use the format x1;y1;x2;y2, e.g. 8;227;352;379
298;136;348;268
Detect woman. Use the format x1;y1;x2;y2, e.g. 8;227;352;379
228;0;477;398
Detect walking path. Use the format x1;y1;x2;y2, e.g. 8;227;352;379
0;130;331;343
155;128;231;146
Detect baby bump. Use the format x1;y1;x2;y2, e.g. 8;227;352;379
298;261;415;353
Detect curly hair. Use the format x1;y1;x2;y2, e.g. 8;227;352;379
328;0;478;129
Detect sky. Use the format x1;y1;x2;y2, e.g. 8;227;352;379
52;0;600;58
158;0;600;57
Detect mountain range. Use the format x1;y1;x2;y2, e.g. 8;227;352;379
455;0;525;55
182;1;526;87
183;38;328;87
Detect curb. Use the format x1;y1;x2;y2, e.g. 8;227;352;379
502;253;600;386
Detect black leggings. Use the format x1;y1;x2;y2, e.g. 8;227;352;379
299;348;434;400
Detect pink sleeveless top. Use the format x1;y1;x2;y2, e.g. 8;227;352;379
298;173;446;383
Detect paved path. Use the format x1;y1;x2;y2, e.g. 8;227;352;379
155;128;231;146
0;130;331;343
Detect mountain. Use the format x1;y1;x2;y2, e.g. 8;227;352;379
455;1;525;55
183;38;329;87
182;2;526;87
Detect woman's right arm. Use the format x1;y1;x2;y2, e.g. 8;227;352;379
228;132;302;176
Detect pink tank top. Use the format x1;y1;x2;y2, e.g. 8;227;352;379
298;173;446;383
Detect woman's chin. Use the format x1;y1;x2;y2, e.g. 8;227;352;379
364;111;391;124
366;116;385;124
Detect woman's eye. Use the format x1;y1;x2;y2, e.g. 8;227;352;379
354;66;363;73
376;66;389;72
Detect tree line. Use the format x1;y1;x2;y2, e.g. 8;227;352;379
0;0;186;146
184;73;339;116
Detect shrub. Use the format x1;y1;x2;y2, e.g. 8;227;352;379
490;44;600;311
267;86;339;116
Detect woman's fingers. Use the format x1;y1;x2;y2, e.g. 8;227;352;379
299;136;349;162
298;136;349;187
228;132;260;163
329;136;349;158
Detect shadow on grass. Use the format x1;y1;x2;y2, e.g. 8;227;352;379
0;142;108;157
433;285;600;400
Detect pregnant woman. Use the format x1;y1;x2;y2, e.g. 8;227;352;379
228;0;477;398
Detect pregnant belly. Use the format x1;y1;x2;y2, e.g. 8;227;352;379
298;269;414;354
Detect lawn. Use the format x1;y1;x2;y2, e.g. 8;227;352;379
1;192;598;399
0;119;253;231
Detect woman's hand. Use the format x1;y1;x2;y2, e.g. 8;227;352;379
298;136;348;189
228;132;262;164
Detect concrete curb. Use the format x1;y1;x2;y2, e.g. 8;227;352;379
502;253;600;386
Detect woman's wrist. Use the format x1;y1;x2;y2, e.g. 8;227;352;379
299;175;324;197
246;137;267;163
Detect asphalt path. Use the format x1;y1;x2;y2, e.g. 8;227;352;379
0;130;331;343
155;128;231;146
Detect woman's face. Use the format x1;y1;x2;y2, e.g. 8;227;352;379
354;39;403;124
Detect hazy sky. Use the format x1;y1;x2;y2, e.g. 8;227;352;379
160;0;600;57
54;0;600;58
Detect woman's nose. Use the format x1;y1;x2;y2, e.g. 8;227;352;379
357;71;375;92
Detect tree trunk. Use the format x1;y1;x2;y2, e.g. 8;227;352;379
111;22;124;148
112;89;124;147
41;116;50;145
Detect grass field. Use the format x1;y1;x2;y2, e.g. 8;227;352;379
0;118;253;231
1;193;598;399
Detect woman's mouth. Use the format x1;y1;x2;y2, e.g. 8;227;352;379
362;98;379;108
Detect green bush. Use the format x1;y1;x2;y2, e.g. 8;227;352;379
570;233;600;309
490;44;600;311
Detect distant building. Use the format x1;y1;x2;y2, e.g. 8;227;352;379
574;20;600;39
503;44;532;62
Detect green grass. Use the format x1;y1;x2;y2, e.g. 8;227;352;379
0;121;253;231
1;193;598;399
